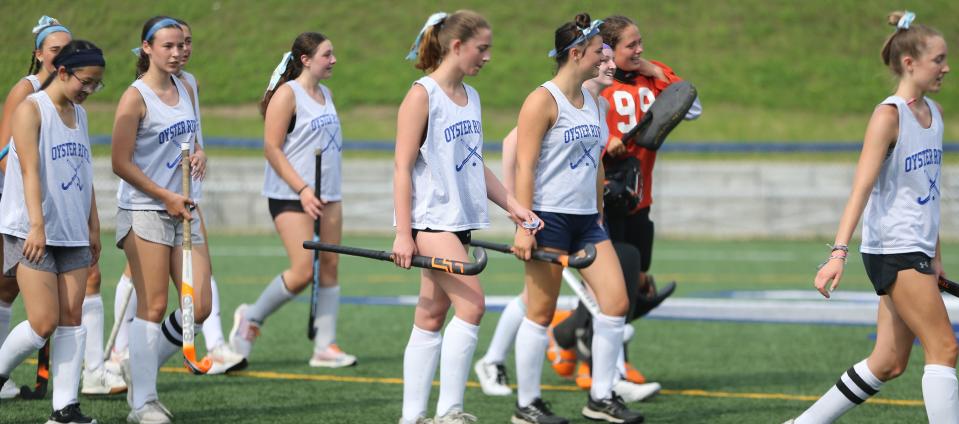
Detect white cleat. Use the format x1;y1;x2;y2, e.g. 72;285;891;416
434;410;477;424
0;377;18;399
473;359;512;396
228;304;259;359
81;366;127;395
204;343;248;375
613;380;662;403
309;344;357;368
126;400;173;424
399;417;434;424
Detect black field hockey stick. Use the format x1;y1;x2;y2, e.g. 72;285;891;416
303;242;488;276
19;340;50;400
469;239;597;269
938;276;959;298
308;149;322;340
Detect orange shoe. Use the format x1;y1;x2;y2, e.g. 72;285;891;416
623;362;647;384
575;362;592;390
546;309;577;377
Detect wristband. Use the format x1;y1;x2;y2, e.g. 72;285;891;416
296;184;309;195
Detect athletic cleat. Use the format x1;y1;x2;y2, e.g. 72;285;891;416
434;410;477;424
204;343;248;375
398;416;434;424
613;381;661;403
782;420;796;424
46;402;97;423
309;344;357;368
582;393;644;423
512;398;569;424
622;362;646;384
1;376;18;399
126;400;173;424
228;304;260;358
81;366;127;395
474;359;512;396
576;362;592;390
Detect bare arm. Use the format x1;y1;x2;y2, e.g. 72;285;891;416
11;99;45;262
512;88;555;259
391;84;428;268
88;185;100;265
0;80;35;172
501;127;518;195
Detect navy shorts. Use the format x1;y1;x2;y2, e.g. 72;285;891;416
533;211;609;253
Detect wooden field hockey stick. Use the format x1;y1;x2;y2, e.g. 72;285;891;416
180;142;212;374
308;149;321;340
938;276;959;298
469;239;597;269
18;340;50;400
103;281;135;361
303;241;488;276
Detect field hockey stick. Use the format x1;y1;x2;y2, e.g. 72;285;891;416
303;241;488;276
938;276;959;298
180;142;212;375
308;149;321;340
469;239;597;269
19;340;50;400
561;268;601;316
103;281;135;361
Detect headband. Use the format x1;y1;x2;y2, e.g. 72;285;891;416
549;19;603;58
897;11;916;30
32;16;71;50
266;52;293;91
406;12;448;60
131;18;181;56
54;48;106;69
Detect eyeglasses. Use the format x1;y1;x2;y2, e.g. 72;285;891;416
69;73;104;93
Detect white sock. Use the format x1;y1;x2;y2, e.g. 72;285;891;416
515;318;548;408
246;274;295;324
82;294;104;373
795;359;883;424
0;301;12;349
158;310;183;368
313;285;340;351
402;325;441;422
590;313;625;401
51;326;85;410
617;345;627;379
0;321;47;376
922;364;959;423
129;318;160;409
113;274;135;354
202;275;225;350
483;296;525;365
436;317;479;417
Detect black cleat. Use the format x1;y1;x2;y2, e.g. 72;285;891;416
582;393;644;423
512;398;569;424
46;403;97;423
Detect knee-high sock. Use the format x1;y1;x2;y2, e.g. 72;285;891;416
553;302;591;350
0;321;47;376
0;301;12;350
202;275;225;350
313;285;340;351
82;295;104;372
922;364;959;423
590;313;625;401
436;317;479;416
113;274;135;354
129;318;160;409
246;274;295;324
402;326;441;422
51;326;85;410
795;359;883;424
515;318;549;408
483;296;525;365
158;310;184;368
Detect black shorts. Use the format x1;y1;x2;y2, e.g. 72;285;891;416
268;198;305;220
604;206;654;272
861;252;936;295
412;228;472;245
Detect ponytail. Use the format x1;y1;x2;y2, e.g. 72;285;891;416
260;32;327;117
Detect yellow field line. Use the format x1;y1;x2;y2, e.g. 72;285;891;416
159;366;923;407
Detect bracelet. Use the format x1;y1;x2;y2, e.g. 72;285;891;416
296;184;309;195
829;243;849;253
817;253;847;270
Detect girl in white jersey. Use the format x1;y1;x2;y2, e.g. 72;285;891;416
394;10;540;424
111;16;211;424
0;39;105;424
227;30;355;368
788;11;954;424
511;14;643;424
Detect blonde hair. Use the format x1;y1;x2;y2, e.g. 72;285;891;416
414;10;489;73
881;11;942;76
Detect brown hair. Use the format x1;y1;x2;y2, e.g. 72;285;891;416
553;13;593;67
881;11;942;76
259;32;328;116
136;16;183;78
600;15;635;51
414;10;489;73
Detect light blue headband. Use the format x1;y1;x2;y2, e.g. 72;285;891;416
406;12;448;60
32;16;70;50
266;52;293;91
897;11;916;30
549;19;604;58
131;18;181;56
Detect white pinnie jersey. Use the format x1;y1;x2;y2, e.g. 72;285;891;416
116;76;198;210
0;91;93;246
532;81;605;214
180;71;204;202
0;75;43;193
262;81;342;202
861;96;944;257
403;76;489;231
